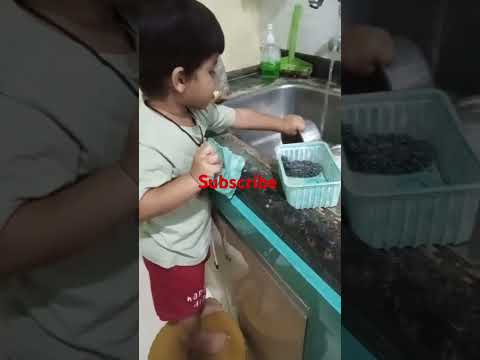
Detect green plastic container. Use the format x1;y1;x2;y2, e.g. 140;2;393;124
343;89;480;249
276;142;341;209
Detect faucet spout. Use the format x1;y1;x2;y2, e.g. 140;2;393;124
308;0;324;9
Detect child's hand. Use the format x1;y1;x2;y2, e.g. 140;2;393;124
190;144;223;181
282;115;305;136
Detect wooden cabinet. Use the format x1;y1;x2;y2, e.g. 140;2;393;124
210;214;308;360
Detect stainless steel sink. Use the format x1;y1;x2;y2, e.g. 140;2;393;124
224;83;341;162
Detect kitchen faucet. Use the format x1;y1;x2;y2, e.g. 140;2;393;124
328;1;341;55
309;0;341;9
308;0;325;9
309;0;341;55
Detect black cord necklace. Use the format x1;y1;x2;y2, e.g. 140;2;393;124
145;102;205;147
13;0;138;98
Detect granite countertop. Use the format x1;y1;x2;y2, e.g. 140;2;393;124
343;216;480;360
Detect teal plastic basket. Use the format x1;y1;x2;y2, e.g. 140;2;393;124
276;142;341;209
343;89;480;249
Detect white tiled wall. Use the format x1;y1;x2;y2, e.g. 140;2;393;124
200;0;340;71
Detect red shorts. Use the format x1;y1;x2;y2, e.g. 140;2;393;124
143;257;208;322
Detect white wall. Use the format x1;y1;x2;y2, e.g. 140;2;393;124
259;0;340;58
200;0;340;71
200;0;262;71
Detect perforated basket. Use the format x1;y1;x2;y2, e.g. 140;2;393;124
276;142;341;209
343;89;480;249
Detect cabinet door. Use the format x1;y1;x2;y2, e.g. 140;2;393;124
210;214;308;360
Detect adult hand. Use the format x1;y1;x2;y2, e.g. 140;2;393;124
343;25;395;76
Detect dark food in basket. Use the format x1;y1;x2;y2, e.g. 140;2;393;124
281;156;323;178
343;124;436;174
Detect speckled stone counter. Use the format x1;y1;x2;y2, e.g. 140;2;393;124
343;217;480;359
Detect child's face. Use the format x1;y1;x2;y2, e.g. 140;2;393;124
182;54;219;109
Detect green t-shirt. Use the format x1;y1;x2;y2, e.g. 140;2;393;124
139;100;236;268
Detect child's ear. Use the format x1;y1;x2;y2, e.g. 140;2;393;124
171;67;187;93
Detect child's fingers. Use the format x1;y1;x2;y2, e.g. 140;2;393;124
206;153;221;165
212;164;223;176
297;118;306;131
197;143;215;158
199;143;215;156
208;162;222;175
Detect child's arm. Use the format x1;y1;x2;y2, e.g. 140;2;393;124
0;118;138;275
0;166;137;275
232;109;305;135
139;175;200;221
139;143;221;222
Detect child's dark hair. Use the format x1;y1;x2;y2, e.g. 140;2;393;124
140;0;225;99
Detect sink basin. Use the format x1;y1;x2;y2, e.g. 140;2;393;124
224;83;341;162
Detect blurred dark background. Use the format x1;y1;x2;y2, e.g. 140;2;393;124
342;1;480;359
343;0;480;97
